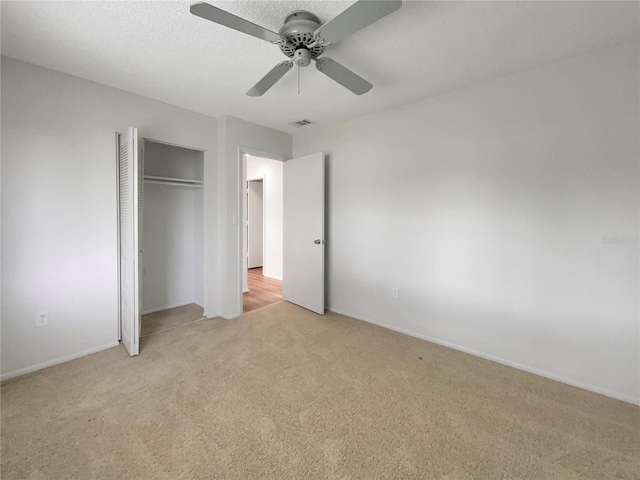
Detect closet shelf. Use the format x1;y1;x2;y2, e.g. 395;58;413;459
144;175;203;187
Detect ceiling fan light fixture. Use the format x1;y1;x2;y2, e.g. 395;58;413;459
293;49;312;67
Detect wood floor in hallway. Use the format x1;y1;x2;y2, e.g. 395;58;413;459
243;267;282;313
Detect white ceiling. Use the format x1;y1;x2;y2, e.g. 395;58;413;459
2;1;638;134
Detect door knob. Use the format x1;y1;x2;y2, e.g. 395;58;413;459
314;239;325;244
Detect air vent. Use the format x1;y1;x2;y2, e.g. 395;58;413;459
290;119;314;127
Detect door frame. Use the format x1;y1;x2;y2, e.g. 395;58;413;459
237;147;287;314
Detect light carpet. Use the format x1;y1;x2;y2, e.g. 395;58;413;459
141;303;205;336
1;302;638;479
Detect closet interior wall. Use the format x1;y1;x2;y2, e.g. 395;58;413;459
141;141;204;314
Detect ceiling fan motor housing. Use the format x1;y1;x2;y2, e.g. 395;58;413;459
278;10;325;60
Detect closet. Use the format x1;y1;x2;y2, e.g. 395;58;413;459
139;140;205;336
118;128;207;356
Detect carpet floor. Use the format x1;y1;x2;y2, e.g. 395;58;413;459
1;302;638;479
141;303;205;336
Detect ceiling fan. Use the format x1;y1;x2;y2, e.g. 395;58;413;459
190;1;402;96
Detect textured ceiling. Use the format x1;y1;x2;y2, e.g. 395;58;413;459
2;1;638;134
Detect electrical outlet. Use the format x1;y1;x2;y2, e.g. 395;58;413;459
392;287;399;299
36;311;49;326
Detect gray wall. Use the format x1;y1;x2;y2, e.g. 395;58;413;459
293;43;640;404
1;56;218;378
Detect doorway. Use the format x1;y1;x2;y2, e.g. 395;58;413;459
242;154;283;312
140;140;205;336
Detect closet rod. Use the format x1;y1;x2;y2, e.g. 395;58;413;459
144;175;202;184
144;179;203;188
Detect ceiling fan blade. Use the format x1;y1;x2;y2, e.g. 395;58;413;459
246;61;294;96
314;0;402;45
190;2;281;43
315;57;373;95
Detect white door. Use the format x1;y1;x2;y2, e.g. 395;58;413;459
118;127;142;356
248;180;264;268
283;152;325;314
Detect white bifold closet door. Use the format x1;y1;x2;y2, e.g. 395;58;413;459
119;127;143;356
283;152;325;315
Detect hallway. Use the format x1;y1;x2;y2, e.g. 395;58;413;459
243;267;282;313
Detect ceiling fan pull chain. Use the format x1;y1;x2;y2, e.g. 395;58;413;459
297;61;300;95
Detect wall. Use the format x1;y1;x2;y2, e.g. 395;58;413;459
142;183;196;312
194;188;204;307
217;116;291;318
247;155;284;280
247;180;264;269
1;56;218;379
141;141;204;313
293;43;640;404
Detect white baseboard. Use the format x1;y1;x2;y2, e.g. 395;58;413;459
141;300;197;315
326;306;640;406
262;273;283;281
1;341;120;382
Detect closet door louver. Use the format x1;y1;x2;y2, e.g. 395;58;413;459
118;127;141;356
